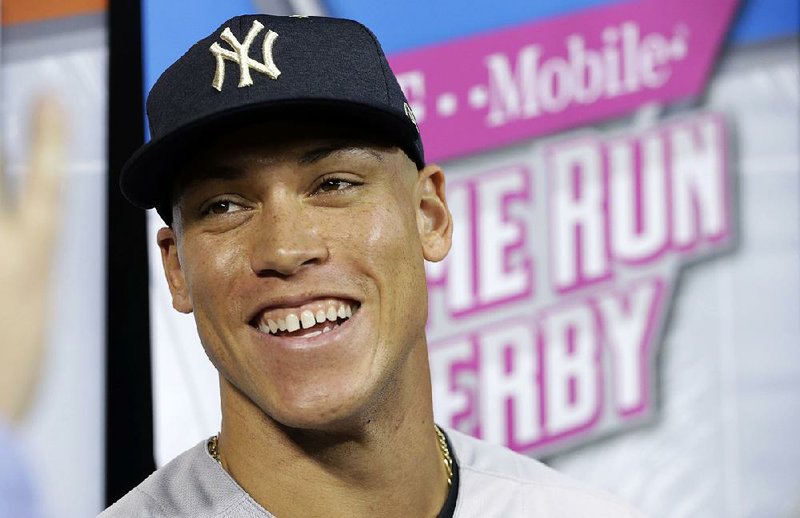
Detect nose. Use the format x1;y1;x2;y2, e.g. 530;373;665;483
249;196;329;277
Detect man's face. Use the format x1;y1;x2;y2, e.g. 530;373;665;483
157;122;452;430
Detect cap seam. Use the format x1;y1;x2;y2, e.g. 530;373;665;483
353;21;392;105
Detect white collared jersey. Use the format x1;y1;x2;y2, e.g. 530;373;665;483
100;427;647;517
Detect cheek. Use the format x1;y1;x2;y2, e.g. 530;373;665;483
360;201;420;268
354;200;428;319
182;238;248;321
180;238;253;376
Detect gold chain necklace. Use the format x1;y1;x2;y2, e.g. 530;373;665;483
208;424;454;487
433;424;453;486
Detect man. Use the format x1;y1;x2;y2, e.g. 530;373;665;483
103;14;645;517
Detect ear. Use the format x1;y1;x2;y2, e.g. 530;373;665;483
157;227;193;314
415;164;453;262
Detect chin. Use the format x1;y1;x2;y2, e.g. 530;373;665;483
256;370;389;433
266;399;373;434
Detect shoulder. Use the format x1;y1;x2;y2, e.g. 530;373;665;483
99;439;268;518
445;428;647;518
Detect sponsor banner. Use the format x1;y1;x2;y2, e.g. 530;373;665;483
426;111;732;455
389;0;738;163
1;0;106;26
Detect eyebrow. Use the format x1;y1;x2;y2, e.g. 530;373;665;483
190;165;248;182
297;144;385;165
181;142;386;186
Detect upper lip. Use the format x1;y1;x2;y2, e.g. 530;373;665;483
247;293;361;325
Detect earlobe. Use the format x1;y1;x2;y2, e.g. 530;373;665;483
157;227;193;314
415;165;453;262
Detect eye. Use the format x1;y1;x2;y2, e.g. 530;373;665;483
201;199;247;216
316;177;356;193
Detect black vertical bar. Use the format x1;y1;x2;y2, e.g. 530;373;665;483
105;0;155;507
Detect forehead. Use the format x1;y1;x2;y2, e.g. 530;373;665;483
175;121;405;186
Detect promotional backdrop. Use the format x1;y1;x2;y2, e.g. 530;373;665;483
1;2;107;517
141;1;800;516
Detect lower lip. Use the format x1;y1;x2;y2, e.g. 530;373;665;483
249;308;360;350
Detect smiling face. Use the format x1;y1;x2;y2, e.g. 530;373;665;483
157;122;452;431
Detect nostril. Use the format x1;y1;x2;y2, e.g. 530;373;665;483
251;246;329;277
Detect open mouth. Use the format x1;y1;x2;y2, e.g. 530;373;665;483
251;299;360;339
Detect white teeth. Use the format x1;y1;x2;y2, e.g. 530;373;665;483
326;306;338;322
260;302;357;336
286;314;301;332
304;330;323;338
300;310;316;329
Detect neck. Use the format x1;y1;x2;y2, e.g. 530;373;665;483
216;345;449;518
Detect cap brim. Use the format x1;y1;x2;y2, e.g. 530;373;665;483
120;99;423;212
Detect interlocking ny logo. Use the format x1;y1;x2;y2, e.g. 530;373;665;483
210;20;281;91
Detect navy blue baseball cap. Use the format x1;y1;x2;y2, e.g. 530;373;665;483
120;14;424;222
